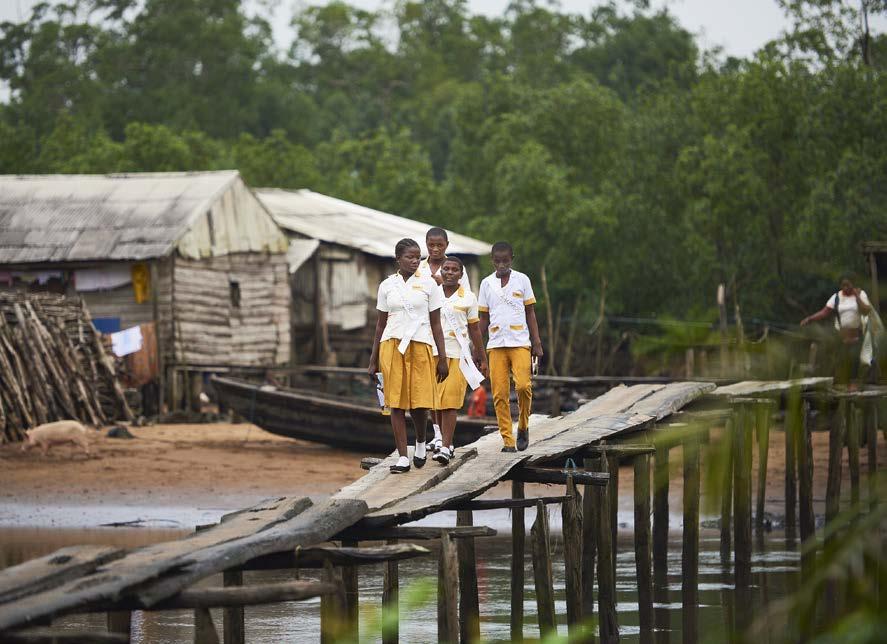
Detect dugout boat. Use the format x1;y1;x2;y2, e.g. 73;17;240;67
210;375;496;453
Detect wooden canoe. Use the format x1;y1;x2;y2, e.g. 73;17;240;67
210;376;496;453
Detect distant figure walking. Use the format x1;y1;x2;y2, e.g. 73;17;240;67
368;238;449;473
801;276;872;388
478;241;543;452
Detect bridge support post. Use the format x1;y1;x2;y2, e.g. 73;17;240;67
510;480;525;641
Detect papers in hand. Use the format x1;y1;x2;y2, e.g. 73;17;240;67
375;372;385;408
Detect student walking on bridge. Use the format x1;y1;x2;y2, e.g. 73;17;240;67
431;257;487;465
478;242;544;452
368;239;449;473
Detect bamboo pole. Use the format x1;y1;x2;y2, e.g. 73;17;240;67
785;391;799;542
562;476;584;633
222;570;244;644
634;454;653;643
682;433;700;644
606;451;619;582
511;480;525;641
456;510;480;644
438;532;459;644
106;611;131;643
531;500;556;638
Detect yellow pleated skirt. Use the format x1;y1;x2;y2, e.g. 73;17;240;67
379;338;436;410
435;358;468;410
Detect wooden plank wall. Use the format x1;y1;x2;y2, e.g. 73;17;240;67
172;252;290;367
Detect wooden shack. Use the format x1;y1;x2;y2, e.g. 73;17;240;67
0;171;291;410
255;189;491;367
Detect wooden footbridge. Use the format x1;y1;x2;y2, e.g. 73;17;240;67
1;375;882;644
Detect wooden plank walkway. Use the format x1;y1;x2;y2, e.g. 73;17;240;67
0;380;716;632
710;377;831;397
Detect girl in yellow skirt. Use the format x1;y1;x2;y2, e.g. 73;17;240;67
432;258;488;466
368;238;449;473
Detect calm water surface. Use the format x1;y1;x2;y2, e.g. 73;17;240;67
0;523;798;643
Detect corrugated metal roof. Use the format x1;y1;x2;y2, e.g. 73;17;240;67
256;189;490;258
0;171;240;263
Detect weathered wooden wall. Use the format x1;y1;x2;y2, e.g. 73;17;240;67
172;252;290;367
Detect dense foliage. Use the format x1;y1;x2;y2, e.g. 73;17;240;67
2;0;886;334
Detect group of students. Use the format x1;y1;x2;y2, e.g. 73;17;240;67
367;228;544;474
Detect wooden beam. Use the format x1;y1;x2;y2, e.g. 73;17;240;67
562;476;584;633
456;510;480;644
448;495;570;511
437;533;459;644
530;500;556;638
105;581;338;611
507;466;609;486
222;570;244;644
2;629;128;644
335;526;496;542
582;444;655;455
382;539;398;644
634;453;653;642
241;543;430;571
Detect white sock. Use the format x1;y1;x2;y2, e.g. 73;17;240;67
396;455;409;468
433;424;442;441
415;442;426;459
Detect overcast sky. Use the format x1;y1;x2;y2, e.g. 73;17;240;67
1;0;884;60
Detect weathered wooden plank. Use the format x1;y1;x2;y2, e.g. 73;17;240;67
628;381;716;420
0;496;354;631
0;546;124;605
711;377;831;397
242;543;430;571
507;466;609;486
335;526;496;542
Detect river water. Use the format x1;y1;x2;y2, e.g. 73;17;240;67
0;518;798;642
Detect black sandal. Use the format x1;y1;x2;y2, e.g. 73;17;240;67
390;463;410;474
413;454;427;469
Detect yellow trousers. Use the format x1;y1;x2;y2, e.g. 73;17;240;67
488;347;532;447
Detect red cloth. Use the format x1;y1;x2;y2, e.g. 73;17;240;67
468;386;487;417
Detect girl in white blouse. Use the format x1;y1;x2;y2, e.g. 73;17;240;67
368;238;449;473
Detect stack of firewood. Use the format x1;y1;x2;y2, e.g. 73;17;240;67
0;293;133;443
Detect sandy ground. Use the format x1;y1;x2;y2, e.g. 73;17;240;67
0;421;884;529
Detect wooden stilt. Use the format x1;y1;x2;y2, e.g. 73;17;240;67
320;561;346;644
755;402;771;531
341;540;359;639
438;532;460;644
607;451;620;582
106;611;131;643
653;443;670;643
531;500;556;638
720;417;734;563
382;539;399;644
785;389;800;543
798;401;816;580
596;456;619;642
682;433;700;644
582;457;599;627
456;510;480;644
733;405;753;631
634;454;653;643
222;570;244;644
825;400;848;619
867;402;878;509
848;405;861;507
510;480;525;642
194;607;220;644
826;401;846;530
563;476;584;634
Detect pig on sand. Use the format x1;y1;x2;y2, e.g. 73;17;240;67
21;420;92;456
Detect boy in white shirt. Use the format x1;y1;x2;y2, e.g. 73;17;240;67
418;227;471;290
478;242;544;452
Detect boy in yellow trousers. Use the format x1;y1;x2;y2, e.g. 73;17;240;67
478;242;544;452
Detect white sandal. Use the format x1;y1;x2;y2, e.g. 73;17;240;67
433;446;452;465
